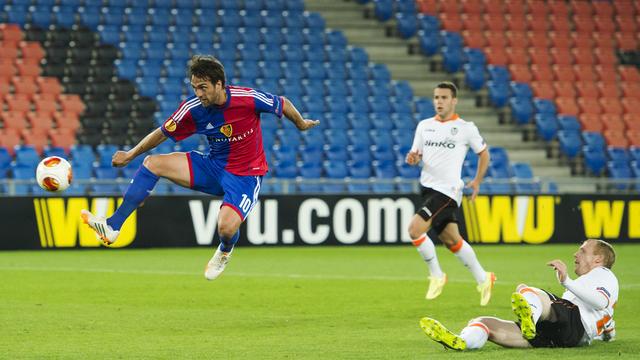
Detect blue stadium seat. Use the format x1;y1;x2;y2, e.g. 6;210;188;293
373;0;393;21
464;48;486;66
487;81;509;108
557;115;581;132
582;132;606;151
414;97;436;118
369;63;392;83
510;82;533;100
0;147;11;178
441;46;463;73
607;161;632;189
487;65;510;84
96;144;118;167
557;130;583;159
463;63;485;91
607;147;630;163
418;14;440;32
509;97;534;124
303;12;325;30
489;147;510;168
274;160;297;178
533;99;557;116
631;161;640;178
418;30;440;56
630;147;640;161
326;30;348;48
583;145;607;175
534;114;559;141
15;146;40;169
43;146;67;159
395;12;417;38
397;162;420;178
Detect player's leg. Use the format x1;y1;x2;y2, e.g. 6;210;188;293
463;317;531;349
511;284;554;339
81;152;189;244
439;222;495;306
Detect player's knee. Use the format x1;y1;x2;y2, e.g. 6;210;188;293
438;232;457;247
142;155;159;172
516;284;528;292
217;222;237;239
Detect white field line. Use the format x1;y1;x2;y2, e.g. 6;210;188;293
0;266;639;289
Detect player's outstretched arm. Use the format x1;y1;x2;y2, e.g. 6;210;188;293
466;148;490;201
112;128;168;167
282;97;320;131
547;259;609;310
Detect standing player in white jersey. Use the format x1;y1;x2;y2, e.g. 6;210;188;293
405;81;495;306
420;239;618;350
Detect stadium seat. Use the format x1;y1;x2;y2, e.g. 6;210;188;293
534;114;558;141
583;145;607;175
557;130;582;159
509;97;533;124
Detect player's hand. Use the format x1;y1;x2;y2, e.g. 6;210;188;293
465;179;481;201
405;151;421;165
112;150;133;167
547;259;568;283
297;119;320;131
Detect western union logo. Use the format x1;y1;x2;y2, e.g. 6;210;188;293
33;197;136;248
462;195;555;244
580;200;640;239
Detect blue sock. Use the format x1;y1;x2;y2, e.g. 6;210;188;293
107;165;159;231
218;230;240;253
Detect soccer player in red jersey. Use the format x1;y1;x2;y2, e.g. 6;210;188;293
81;55;319;279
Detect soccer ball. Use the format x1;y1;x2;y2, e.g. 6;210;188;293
36;156;73;192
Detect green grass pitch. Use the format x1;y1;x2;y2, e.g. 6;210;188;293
1;245;639;359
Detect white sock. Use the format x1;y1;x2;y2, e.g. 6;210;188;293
460;322;489;350
413;235;444;278
520;289;543;323
451;240;486;284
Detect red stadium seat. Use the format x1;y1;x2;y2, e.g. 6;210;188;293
594;16;616;34
18;41;45;62
528;48;552;65
572;48;595;66
553;64;576;82
613;2;635;17
461;0;484;14
548;0;570;16
619;66;640;82
485;47;508;65
526;14;548;32
623;114;640;131
37;77;63;97
439;13;463;32
0;79;10;96
483;14;506;31
554;82;577;98
54;111;81;132
549;31;572;49
628;131;640;147
599;97;624;116
573;17;595;33
620;82;640;99
622;97;640;114
0;110;27;130
484;31;507;48
0;128;21;155
601;114;626;131
505;0;526;15
615;16;637;33
592;33;615;49
530;81;555;99
481;0;504;14
506;47;528;65
0;45;19;60
594;48;618;66
27;111;55;132
579;114;604;132
527;0;548;16
593;1;614;17
604;130;629;148
462;31;486;48
58;94;86;115
578;97;603;115
556;97;580;116
505;14;527;31
570;0;593;16
615;33;637;51
506;31;529;48
571;33;593;50
574;65;598;82
0;24;23;43
21;129;48;154
508;64;532;82
48;128;76;152
461;14;484;31
550;15;571;32
597;82;620;98
439;1;460;14
532;64;554;82
550;48;573;66
33;95;59;115
416;0;437;15
575;82;599;98
11;76;38;96
4;94;31;113
596;65;618;83
527;31;549;48
15;59;41;77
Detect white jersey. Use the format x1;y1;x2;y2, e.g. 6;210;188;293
410;115;487;205
561;267;619;342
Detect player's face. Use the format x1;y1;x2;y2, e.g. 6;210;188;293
433;88;458;119
573;240;600;276
191;76;225;106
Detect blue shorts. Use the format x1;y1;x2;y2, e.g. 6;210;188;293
186;151;262;220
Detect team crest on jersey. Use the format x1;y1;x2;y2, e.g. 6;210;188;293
451;127;458;135
220;124;233;138
164;119;177;132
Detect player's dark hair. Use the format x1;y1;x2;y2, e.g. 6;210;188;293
188;55;226;86
591;239;616;269
435;81;458;98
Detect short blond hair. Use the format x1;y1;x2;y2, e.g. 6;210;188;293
589;239;616;269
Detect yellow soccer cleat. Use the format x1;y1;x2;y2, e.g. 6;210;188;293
477;272;496;306
511;292;536;340
420;317;466;351
426;274;447;300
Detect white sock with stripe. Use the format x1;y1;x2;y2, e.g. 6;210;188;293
519;288;543;323
451;240;486;284
412;235;444;278
460;322;489;350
